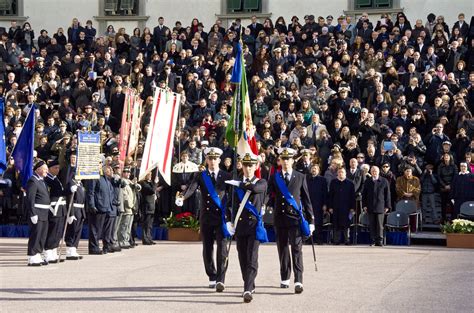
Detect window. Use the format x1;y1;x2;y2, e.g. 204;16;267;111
355;0;392;9
0;0;18;16
104;0;139;16
227;0;261;13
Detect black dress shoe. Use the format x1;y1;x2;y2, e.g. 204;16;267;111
142;242;153;245
121;246;130;249
243;291;253;303
295;284;304;294
113;246;122;252
280;283;289;289
48;259;59;264
151;241;157;245
28;262;42;267
89;250;103;255
375;242;383;247
216;282;225;292
66;256;81;260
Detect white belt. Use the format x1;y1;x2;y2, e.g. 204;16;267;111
34;204;51;209
50;200;67;206
73;204;85;208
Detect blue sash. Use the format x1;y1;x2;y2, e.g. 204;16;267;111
274;172;310;237
235;187;268;243
201;171;231;238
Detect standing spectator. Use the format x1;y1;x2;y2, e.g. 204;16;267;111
328;167;355;245
67;18;84;46
140;172;157;245
153;17;170;54
420;164;440;224
19;22;35;58
396;167;421;205
86;164;114;255
362;166;391;247
437;153;458;221
306;163;328;245
450;162;474;219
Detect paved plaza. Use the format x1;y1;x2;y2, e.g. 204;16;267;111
0;238;473;312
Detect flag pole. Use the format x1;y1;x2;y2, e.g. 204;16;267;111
225;42;242;270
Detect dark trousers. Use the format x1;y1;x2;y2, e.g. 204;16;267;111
142;213;154;243
236;234;260;292
65;218;84;248
369;213;384;244
28;220;48;256
130;213;139;245
275;226;304;283
103;215;116;249
333;226;349;244
200;222;228;283
45;215;66;250
88;213;106;252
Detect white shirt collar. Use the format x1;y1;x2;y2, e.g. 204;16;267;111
283;169;293;177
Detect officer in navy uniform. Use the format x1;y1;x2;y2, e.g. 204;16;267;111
44;159;68;263
26;160;51;266
176;147;232;291
295;149;313;175
268;147;314;294
228;153;268;303
61;153;85;260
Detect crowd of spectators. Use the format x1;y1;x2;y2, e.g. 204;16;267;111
0;11;473;229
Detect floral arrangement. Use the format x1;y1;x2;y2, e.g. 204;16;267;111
442;219;474;234
162;212;200;231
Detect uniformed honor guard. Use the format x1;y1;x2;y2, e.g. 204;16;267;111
62;154;85;260
268;147;314;293
26;160;51;266
44;159;68;263
176;147;232;291
295;149;313;175
227;153;268;303
172;151;199;214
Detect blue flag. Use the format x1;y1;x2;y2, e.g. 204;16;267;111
12;105;36;187
230;43;242;84
0;98;7;175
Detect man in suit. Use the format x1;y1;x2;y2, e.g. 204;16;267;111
177;147;232;290
139;171;157;245
26;160;51;266
306;164;328;245
43;159;68;263
153;16;170;53
165;32;183;52
86;165;114;254
452;13;469;38
228;153;268;303
347;158;365;216
362;166;391;246
103;106;119;133
268;147;314;294
247;15;264;39
328;167;356;245
306;114;327;141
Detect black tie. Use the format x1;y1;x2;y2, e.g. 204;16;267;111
284;172;290;185
211;172;216;184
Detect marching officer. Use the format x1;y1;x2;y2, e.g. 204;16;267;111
176;147;232;291
229;153;268;303
44;159;68;263
62;153;85;260
268;147;314;294
26;159;51;266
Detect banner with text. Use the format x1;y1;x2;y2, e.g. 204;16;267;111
76;131;101;180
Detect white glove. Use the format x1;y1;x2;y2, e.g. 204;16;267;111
70;185;78;193
30;215;38;224
226;222;235;236
175;197;184;207
225;180;241;187
67;216;77;224
309;224;315;235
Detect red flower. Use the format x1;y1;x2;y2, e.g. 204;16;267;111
176;212;193;220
